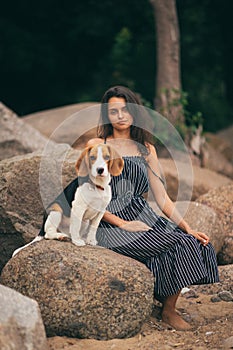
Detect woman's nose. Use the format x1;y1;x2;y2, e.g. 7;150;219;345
118;110;124;119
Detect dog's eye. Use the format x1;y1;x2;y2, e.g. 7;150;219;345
104;155;110;161
90;155;96;161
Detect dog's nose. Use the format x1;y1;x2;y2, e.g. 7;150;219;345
97;167;104;175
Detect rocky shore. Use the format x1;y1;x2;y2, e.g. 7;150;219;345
0;102;232;349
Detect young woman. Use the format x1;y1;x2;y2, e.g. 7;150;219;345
87;85;219;331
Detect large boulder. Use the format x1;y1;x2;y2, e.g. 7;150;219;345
175;201;224;254
217;124;233;149
0;102;54;161
201;140;233;179
204;132;233;164
0;241;154;340
197;184;233;265
0;146;79;238
23;102;99;148
0;284;47;350
159;158;232;201
197;184;233;238
0;145;79;265
218;235;233;265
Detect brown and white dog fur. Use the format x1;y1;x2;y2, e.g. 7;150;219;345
12;144;124;256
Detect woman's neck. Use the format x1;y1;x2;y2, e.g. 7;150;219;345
111;129;131;140
106;135;140;156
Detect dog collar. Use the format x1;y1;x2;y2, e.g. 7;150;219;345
88;179;105;191
95;184;105;191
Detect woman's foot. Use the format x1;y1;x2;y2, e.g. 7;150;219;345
161;309;192;331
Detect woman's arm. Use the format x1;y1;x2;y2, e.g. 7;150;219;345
146;144;209;245
102;211;152;232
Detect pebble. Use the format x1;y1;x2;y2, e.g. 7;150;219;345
210;295;221;303
218;291;233;302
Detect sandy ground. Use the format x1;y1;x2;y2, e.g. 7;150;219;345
47;292;233;350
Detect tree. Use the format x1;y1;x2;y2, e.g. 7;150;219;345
149;0;184;125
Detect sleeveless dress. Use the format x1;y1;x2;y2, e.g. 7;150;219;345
97;156;219;298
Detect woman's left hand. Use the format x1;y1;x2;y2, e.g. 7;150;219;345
187;229;210;246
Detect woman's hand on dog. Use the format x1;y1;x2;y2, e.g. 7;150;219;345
120;220;152;232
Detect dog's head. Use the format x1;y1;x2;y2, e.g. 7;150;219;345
75;144;124;179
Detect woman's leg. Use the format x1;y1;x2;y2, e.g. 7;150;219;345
161;290;192;331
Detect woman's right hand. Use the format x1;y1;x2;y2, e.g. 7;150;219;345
120;220;152;232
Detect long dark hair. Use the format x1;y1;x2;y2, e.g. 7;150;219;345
97;86;155;155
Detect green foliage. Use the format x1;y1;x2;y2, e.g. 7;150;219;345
0;0;232;132
174;89;204;140
151;88;204;150
109;27;135;89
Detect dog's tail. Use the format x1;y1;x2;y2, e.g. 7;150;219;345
12;235;44;258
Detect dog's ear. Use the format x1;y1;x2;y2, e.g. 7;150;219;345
75;147;91;176
108;146;124;176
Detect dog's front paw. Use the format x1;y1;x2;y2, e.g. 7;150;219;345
72;239;86;247
86;238;97;246
57;234;71;242
45;231;70;241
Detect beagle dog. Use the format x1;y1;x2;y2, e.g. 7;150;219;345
12;144;124;256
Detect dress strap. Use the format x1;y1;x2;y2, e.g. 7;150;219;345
104;138;107;144
142;157;165;186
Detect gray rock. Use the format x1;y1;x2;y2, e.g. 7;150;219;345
0;240;154;340
218;291;233;302
0;102;55;161
198;184;233;241
0;145;80;266
0;284;47;350
0;146;79;241
23;102;99;146
218;235;233;265
159;158;232;201
210;295;221;303
217;124;233;150
176;201;224;254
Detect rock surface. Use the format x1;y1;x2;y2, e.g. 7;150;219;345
0;102;54;161
0;240;154;340
204;131;233;164
23;102;99;147
218;235;233;265
159;158;232;201
175;201;224;253
201;140;233;179
0;145;80;268
0;147;79;240
197;184;233;239
217;124;233;149
0;284;47;350
46;264;233;350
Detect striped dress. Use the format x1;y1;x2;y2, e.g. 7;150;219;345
97;156;219;298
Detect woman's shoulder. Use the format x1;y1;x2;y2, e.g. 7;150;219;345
86;138;104;147
144;142;158;163
145;142;158;156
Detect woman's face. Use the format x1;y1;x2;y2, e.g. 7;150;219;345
107;97;133;131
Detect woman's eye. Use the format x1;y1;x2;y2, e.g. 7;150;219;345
122;106;128;113
109;109;118;115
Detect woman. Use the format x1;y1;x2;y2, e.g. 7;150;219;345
87;85;219;331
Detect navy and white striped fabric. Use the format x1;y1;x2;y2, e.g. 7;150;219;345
97;156;219;298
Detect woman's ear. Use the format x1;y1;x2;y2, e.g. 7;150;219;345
75;147;90;176
108;146;124;176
